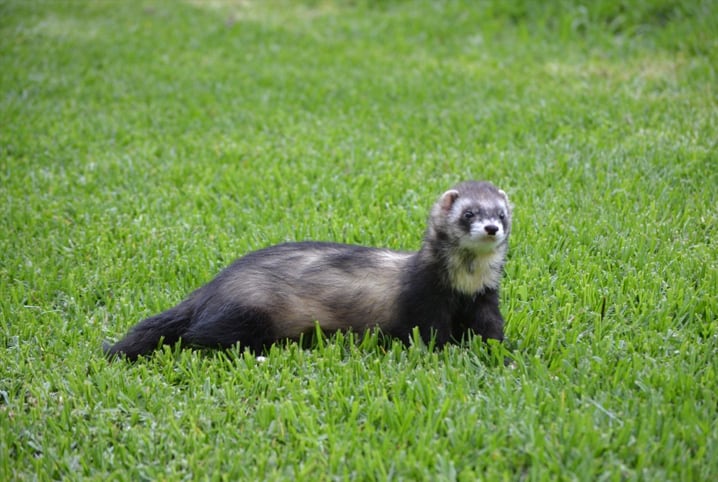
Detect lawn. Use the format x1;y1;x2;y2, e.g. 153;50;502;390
1;0;717;479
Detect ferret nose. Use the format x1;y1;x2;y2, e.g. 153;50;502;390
484;224;499;236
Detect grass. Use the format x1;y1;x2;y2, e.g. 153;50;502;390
1;0;717;479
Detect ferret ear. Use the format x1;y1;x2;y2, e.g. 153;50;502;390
439;189;460;212
498;189;512;212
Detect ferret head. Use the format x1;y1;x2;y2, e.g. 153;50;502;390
430;181;512;254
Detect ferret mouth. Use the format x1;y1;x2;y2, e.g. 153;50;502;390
475;235;501;244
463;233;503;251
470;229;503;241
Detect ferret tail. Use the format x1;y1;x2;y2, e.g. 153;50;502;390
103;302;193;361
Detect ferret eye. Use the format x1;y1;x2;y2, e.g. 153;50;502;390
463;211;474;219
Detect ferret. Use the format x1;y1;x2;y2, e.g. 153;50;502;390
104;181;511;360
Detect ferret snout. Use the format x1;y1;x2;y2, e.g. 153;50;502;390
484;224;499;236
